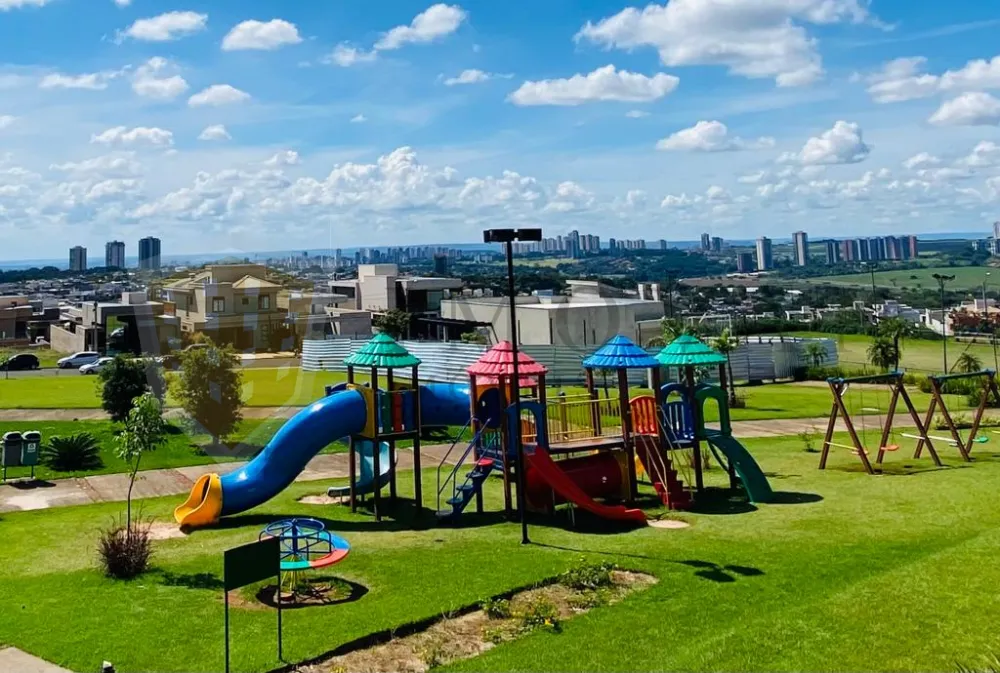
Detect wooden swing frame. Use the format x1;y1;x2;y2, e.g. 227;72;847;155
913;370;1000;463
820;371;940;475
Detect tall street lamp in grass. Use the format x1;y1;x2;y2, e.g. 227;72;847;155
932;273;955;373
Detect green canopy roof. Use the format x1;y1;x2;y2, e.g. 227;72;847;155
343;333;421;369
655;334;727;367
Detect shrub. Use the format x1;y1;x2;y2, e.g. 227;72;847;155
98;521;153;579
480;597;512;620
518;596;560;632
568;587;613;610
559;560;616;591
98;356;167;423
798;428;819;453
966;388;1000;409
41;433;103;471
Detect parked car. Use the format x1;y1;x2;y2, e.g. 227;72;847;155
57;351;101;369
79;356;115;375
0;353;40;371
157;343;209;370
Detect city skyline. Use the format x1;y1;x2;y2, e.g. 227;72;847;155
0;2;998;259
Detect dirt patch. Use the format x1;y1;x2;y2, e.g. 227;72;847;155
299;494;345;506
649;518;691;530
147;522;188;540
302;568;657;673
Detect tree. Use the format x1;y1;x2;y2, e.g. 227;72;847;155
460;331;487;345
867;337;898;372
714;328;738;405
115;392;166;531
877;318;916;370
803;342;827;368
373;309;412;340
98;356;166;423
955;352;983;374
174;339;244;446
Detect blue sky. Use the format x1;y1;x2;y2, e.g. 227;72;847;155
1;0;999;260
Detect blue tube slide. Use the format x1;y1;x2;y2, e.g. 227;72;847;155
176;383;474;526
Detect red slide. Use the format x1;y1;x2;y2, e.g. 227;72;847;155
524;446;647;525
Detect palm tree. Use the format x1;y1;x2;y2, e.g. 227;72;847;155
955;352;983;374
877;318;915;370
803;342;827;368
867;337;899;372
714;328;738;405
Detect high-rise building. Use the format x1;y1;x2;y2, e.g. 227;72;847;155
840;239;854;262
711;236;723;253
433;253;449;275
904;235;918;259
755;236;773;271
138;236;161;270
105;240;126;269
736;252;754;273
884;235;901;260
658;239;668;251
994;222;1000;240
825;240;840;265
792;231;809;266
69;246;87;272
700;233;711;250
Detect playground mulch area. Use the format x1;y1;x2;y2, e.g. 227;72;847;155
5;435;1000;672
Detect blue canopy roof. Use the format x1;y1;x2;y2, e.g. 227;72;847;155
582;335;660;370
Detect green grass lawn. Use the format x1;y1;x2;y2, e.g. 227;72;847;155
4;435;1000;672
789;331;1000;374
801;265;994;292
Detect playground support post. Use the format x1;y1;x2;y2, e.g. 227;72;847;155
347;366;357;513
875;378;941;467
617;368;638;503
371;365;382;522
820;379;876;474
684;365;705;491
411;363;423;513
717;363;738;489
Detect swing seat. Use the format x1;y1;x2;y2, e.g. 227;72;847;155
880;444;900;452
973;435;989;444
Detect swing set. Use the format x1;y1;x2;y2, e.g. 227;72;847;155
820;371;939;475
906;370;999;463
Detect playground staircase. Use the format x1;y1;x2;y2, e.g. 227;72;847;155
637;436;691;510
629;395;693;511
436;428;501;521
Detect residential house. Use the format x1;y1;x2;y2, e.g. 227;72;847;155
277;290;360;340
0;296;32;345
49;291;178;354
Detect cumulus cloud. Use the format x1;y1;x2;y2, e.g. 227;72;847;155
122;11;208;42
902;152;940;170
132;57;188;100
375;3;467;51
0;0;54;8
959;141;1000;167
188;84;251;107
91;126;174;147
929;92;1000;126
39;71;121;90
656;120;774;152
198;124;231;141
864;55;1000;103
575;0;872;87
264;150;300;166
779;121;870;165
221;19;302;51
508;65;678;106
113;0;130;7
350;114;367;124
443;69;507;86
324;44;378;67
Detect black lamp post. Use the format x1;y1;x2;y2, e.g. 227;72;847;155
932;273;955;373
484;227;542;546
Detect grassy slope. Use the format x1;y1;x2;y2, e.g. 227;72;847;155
801;265;993;292
789;331;999;374
4;437;1000;672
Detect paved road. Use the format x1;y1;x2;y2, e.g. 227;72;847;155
0;356;300;379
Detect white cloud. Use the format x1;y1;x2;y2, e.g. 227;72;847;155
350;114;367;124
91;126;174;147
39;69;124;90
443;69;501;86
738;171;768;184
375;3;467;51
188;84;251;107
865;55;1000;103
265;150;300;166
656;120;774;152
113;0;130;7
132;57;188;100
575;0;872;87
0;0;53;9
509;65;678;106
779;121;870;165
929;92;1000;126
222;19;302;51
0;115;16;130
123;11;208;42
324;44;378;67
198;124;231;141
902;152;940;170
625;110;649;118
959;141;1000;167
49;154;141;177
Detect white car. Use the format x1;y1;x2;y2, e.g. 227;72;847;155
57;351;101;369
79;357;114;375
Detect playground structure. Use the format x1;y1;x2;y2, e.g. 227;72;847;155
820;369;999;474
259;518;351;600
176;333;773;529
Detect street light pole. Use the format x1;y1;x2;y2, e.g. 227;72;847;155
986;272;998;372
933;273;955;373
484;228;542;546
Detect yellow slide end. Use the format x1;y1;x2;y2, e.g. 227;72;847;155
174;473;223;528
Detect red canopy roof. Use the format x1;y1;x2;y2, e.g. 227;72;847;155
466;341;548;383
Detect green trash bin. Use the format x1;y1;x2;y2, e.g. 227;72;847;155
2;431;22;468
21;431;41;468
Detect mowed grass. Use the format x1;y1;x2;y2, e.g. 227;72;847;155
802;265;994;292
5;436;1000;672
790;331;1000;374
